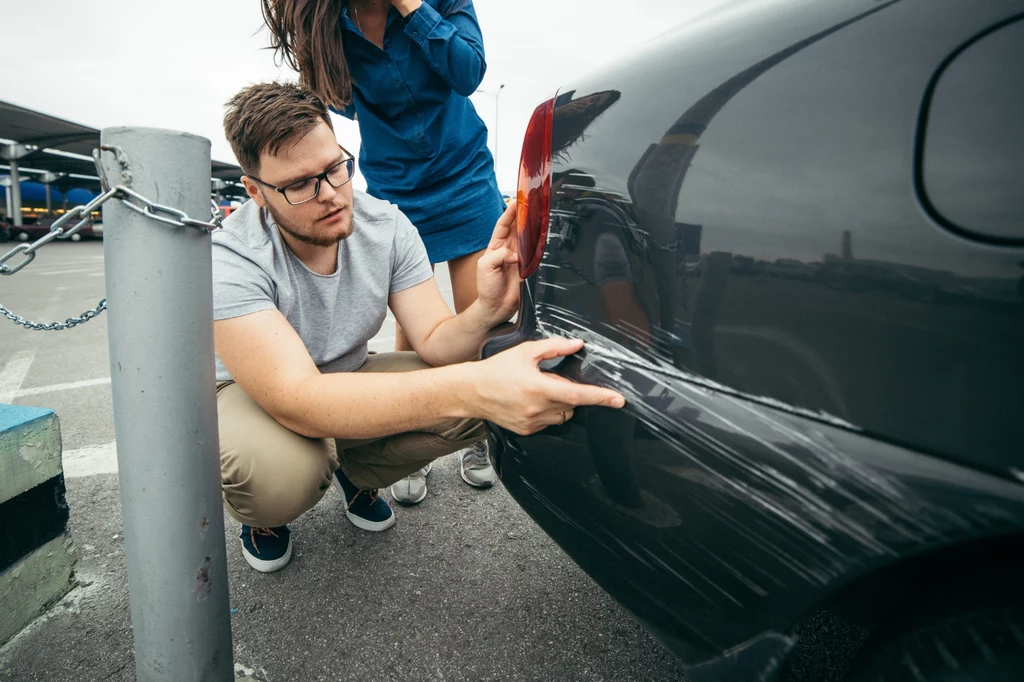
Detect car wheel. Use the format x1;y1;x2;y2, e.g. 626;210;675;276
848;606;1024;682
17;231;30;242
70;233;82;242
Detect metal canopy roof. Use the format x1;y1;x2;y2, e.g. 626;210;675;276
212;161;244;182
0;99;243;185
0;100;99;158
1;151;103;191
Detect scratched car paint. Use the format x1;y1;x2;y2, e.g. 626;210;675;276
483;0;1024;680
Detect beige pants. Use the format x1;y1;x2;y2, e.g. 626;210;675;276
217;352;487;528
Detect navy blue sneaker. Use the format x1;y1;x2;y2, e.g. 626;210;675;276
332;467;396;532
239;524;292;573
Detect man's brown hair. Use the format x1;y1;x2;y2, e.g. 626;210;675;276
223;81;334;176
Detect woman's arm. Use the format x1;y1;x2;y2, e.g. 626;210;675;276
392;0;486;97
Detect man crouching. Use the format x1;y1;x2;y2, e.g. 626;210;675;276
214;82;625;572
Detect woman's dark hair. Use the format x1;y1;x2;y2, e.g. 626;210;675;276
261;1;469;111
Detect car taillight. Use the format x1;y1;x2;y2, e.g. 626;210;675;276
516;96;555;279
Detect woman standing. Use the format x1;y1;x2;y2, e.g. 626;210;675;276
261;0;502;502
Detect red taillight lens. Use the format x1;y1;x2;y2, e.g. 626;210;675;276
516;97;555;279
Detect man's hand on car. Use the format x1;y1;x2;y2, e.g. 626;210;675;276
467;337;626;435
475;203;521;326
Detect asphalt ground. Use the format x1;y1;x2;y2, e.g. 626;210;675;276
0;240;689;681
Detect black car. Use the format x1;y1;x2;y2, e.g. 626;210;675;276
483;1;1024;680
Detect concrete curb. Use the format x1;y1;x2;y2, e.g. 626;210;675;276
0;404;76;646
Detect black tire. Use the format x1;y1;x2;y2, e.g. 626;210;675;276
849;607;1024;682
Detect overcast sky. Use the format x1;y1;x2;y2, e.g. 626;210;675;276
0;0;725;193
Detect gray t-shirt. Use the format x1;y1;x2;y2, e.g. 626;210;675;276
211;191;433;382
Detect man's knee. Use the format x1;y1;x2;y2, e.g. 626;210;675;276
218;382;338;527
222;443;336;528
337;418;488;490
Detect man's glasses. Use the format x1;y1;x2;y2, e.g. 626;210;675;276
249;149;356;205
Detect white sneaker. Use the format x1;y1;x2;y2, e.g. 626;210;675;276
459;441;496;488
389;463;431;505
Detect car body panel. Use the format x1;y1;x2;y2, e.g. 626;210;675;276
532;0;1024;476
483;0;1024;677
487;341;1024;673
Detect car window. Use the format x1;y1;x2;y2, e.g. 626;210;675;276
919;17;1024;243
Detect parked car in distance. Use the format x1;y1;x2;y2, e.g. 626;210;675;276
11;221;50;243
15;213;102;242
484;1;1024;680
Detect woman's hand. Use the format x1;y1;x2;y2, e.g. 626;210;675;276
390;0;423;17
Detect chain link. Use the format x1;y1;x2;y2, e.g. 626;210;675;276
0;145;224;330
0;186;119;276
0;298;108;332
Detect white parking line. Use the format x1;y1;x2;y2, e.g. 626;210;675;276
34;268;105;276
63;441;118;478
30;260;104;269
0;350;36;403
14;377;111;398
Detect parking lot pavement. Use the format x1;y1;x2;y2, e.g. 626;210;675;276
0;241;689;681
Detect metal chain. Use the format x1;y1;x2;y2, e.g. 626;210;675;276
0;186;118;276
0;298;107;331
0;145;224;330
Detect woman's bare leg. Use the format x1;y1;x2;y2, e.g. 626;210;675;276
446;248;485;314
394;263;435;352
393;249;484;350
390;248;494;502
444;248;496;487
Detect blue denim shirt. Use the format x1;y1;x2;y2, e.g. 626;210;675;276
337;0;502;238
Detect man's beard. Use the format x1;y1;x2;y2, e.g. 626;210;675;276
267;202;352;248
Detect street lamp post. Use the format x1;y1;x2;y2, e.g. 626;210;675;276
475;84;505;175
1;176;11;223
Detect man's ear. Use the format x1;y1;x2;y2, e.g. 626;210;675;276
241;176;267;208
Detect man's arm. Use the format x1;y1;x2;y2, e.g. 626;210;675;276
390;204;520;366
386;280;494;367
215;309;624;441
216;309;465;439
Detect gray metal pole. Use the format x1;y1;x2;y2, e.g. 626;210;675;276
8;158;22;227
2;177;11;222
99;126;233;682
40;172;61;217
